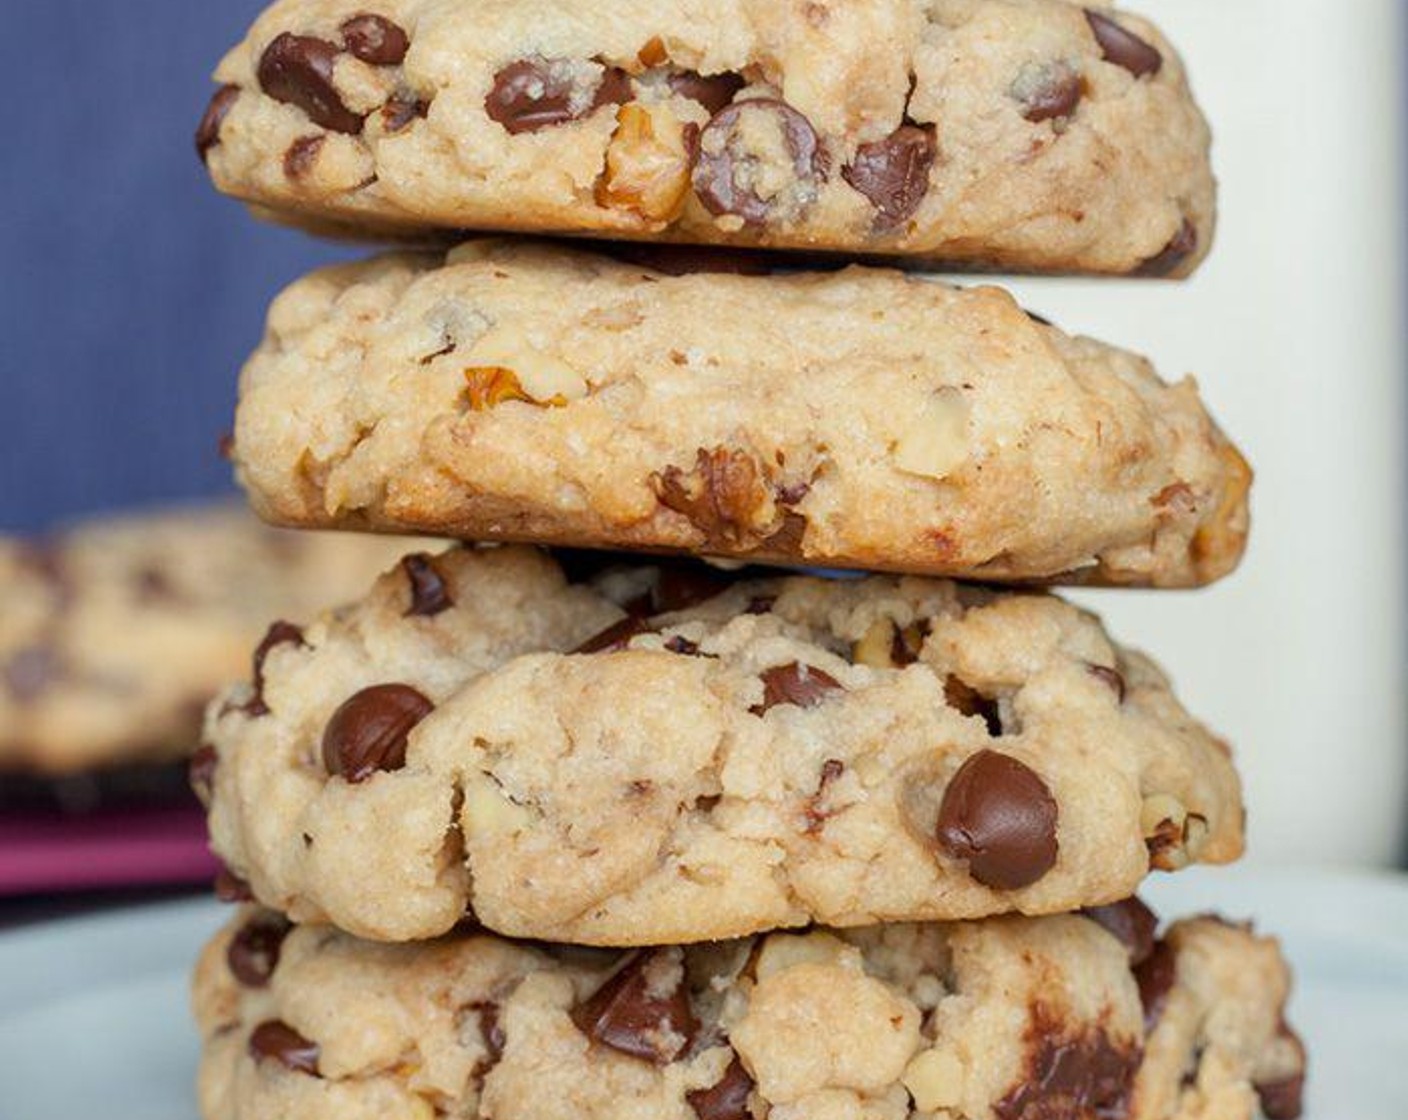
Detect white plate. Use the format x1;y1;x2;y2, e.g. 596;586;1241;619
0;868;1405;1117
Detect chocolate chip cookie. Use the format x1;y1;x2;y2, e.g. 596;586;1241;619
0;504;435;775
193;900;1304;1120
199;545;1244;944
198;0;1213;276
232;240;1250;588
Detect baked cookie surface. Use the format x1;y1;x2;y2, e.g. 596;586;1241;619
200;545;1244;944
199;0;1214;276
0;505;434;774
233;240;1250;587
192;900;1305;1120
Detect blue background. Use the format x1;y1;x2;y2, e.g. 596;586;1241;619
0;1;352;531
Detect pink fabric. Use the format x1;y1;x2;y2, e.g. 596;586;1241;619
0;806;217;895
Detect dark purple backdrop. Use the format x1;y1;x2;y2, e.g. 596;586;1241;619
0;1;352;531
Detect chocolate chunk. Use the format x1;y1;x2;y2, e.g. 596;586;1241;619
195;84;240;162
687;1055;756;1119
1015;64;1084;123
943;676;1002;737
283;134;325;178
227;912;292;987
692;99;825;225
465;1001;506;1079
3;646;63;704
486;56;628;134
995;1014;1138;1120
1088;664;1126;702
664;635;702;656
804;759;846;834
1082;896;1157;965
652;562;733;613
214;866;254;903
1085;10;1163;78
339;14;410;66
1135;217;1198;277
570;949;700;1063
321;683;434;782
1257;1072;1306;1120
574;615;653;654
1133;938;1177;1030
1255;1022;1307;1119
257;33;365;134
189;744;219;804
842;124;936;229
401;553;453;617
669;70;745;114
248;1020;320;1075
382;94;429;132
752;662;843;716
935;750;1059;890
239;621;306;718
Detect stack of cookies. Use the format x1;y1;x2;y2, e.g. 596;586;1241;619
189;3;1308;1118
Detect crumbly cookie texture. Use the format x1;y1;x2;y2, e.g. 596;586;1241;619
198;0;1214;276
192;900;1305;1120
232;241;1250;588
200;545;1243;945
0;504;436;775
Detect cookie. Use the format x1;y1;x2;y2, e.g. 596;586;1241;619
200;545;1243;945
197;0;1213;277
193;900;1304;1120
0;504;437;775
232;240;1250;588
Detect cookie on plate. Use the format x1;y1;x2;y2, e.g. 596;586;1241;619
193;900;1305;1120
198;0;1213;277
0;504;436;775
232;240;1250;588
199;545;1244;944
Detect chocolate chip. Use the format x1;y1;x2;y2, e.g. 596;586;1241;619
227;912;292;987
1082;896;1157;966
466;1001;506;1079
570;949;700;1063
189;744;219;804
668;70;745;115
382;94;429;132
3;646;63;704
239;621;306;718
574;615;653;654
339;14;409;66
248;1020;320;1075
688;1055;756;1119
321;684;434;783
1014;64;1084;123
1084;10;1162;78
1088;664;1126;702
935;750;1058;890
752;662;843;716
664;636;702;656
258;33;365;134
486;56;628;134
195;84;240;162
214;866;254;903
401;553;453;617
943;676;1002;737
995;1015;1138;1120
1134;217;1198;277
1133;938;1177;1030
692;99;825;225
283;134;324;178
842;124;936;229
